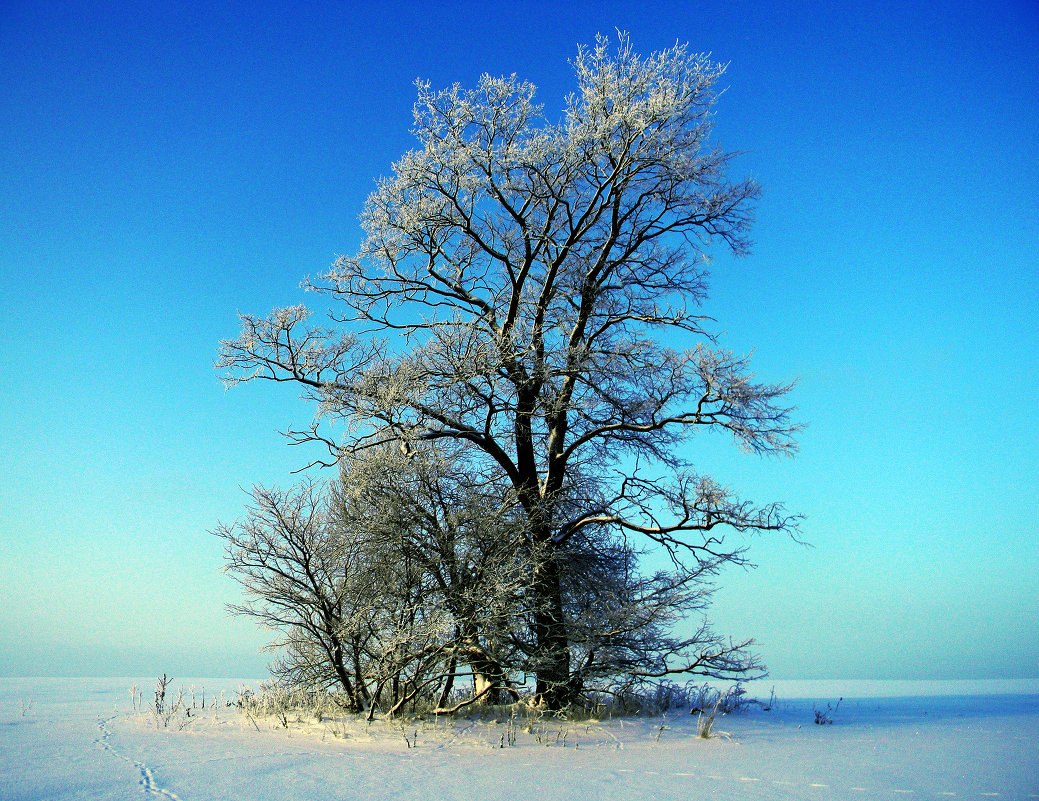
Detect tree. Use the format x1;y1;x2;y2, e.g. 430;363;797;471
216;445;534;716
331;443;532;710
214;481;373;711
219;33;799;709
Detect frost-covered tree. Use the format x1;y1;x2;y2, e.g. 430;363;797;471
216;446;533;715
219;34;799;708
331;443;531;711
213;482;375;711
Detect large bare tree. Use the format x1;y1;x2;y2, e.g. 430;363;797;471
219;34;799;708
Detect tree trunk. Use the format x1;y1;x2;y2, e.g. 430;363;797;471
351;639;371;706
532;549;571;708
435;654;457;709
470;656;513;706
329;641;360;712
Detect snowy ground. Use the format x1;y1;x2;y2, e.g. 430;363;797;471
1;678;1036;800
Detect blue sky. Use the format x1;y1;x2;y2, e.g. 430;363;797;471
1;0;1036;679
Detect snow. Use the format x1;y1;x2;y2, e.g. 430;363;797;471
2;678;1036;800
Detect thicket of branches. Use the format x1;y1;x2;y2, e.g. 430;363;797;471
216;33;800;712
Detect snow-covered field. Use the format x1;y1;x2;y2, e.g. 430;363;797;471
2;677;1036;800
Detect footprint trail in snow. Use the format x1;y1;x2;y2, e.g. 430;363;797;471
94;715;182;800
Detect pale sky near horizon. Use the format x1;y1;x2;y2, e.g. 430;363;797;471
1;0;1036;680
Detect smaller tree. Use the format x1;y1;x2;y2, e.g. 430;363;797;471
214;482;375;711
215;446;535;715
216;479;456;715
331;444;530;707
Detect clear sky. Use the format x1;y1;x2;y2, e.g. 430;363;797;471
1;0;1036;680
